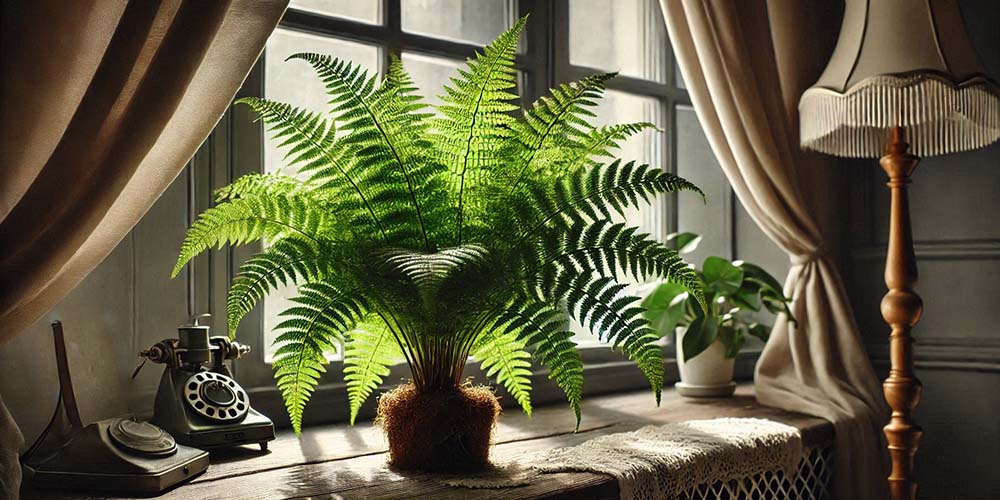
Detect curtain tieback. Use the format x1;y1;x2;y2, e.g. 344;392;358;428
790;250;824;265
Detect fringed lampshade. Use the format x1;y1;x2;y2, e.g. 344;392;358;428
799;0;1000;158
798;1;1000;499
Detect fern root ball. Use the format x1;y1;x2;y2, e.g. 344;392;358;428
375;383;501;473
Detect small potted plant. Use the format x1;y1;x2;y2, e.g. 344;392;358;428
640;232;794;397
173;17;706;473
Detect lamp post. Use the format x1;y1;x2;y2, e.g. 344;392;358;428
798;1;1000;498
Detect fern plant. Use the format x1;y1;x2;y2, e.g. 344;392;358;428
174;17;705;433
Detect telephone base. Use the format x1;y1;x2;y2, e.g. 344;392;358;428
174;410;276;450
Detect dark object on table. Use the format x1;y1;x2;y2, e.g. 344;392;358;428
21;321;209;493
141;314;274;451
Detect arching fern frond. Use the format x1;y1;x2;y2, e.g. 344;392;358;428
527;220;705;310
234;97;384;238
535;270;664;403
214;173;307;203
287;53;446;250
519;160;704;239
554;122;658;176
504;72;615;190
227;237;345;337
172;193;331;277
493;299;583;426
472;328;533;415
373;245;489;308
344;318;402;425
272;282;368;433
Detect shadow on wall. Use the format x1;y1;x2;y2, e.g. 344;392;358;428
0;242;134;446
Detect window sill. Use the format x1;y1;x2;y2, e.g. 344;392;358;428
27;383;833;500
246;348;764;430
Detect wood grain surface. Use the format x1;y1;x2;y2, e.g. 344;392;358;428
23;385;832;500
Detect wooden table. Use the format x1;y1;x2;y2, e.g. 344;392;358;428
24;385;832;500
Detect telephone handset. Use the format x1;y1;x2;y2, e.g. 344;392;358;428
21;322;209;493
139;315;275;450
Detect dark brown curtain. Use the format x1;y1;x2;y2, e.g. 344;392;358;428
0;1;286;496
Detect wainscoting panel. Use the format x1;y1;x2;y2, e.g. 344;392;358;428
870;361;1000;500
850;255;1000;348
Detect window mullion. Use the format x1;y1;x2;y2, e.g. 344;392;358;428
384;0;401;71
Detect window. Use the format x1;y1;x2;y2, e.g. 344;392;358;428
204;0;749;417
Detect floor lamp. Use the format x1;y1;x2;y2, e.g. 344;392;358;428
798;1;1000;499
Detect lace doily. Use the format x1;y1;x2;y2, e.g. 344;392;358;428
530;418;803;500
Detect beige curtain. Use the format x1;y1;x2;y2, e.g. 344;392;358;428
0;1;286;496
659;1;889;499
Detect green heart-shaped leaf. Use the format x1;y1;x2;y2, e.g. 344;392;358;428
640;282;689;335
702;256;743;296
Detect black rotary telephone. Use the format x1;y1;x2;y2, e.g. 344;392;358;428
139;315;275;451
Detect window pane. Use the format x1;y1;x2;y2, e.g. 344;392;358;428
289;0;380;24
571;90;665;345
265;28;381;120
569;0;667;82
676;105;728;268
262;29;380;360
402;0;517;46
674;60;686;89
592;90;666;240
401;52;464;107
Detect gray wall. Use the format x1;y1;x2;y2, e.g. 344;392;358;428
844;2;1000;498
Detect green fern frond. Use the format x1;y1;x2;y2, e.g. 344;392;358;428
528;220;705;310
555;122;658;176
504;72;615;190
430;17;525;244
494;300;583;426
226;237;341;337
213;173;307;203
234;97;385;238
344;318;401;425
287;53;446;250
172;193;330;277
519;160;704;238
472;328;533;415
272;282;368;433
374;245;489;308
537;270;664;402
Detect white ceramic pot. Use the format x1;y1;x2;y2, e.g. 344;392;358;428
674;327;736;397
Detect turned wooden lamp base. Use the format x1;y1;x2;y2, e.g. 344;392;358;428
879;127;924;500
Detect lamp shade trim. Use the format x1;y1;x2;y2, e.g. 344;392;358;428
800;72;1000;158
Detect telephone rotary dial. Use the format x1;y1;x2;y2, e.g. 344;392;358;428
139;316;274;450
182;370;249;422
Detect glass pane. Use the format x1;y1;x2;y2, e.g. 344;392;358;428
289;0;380;24
571;90;665;345
674;60;686;89
676;105;728;268
569;0;667;82
262;29;380;360
401;52;464;107
402;0;517;46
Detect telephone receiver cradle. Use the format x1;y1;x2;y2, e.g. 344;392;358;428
140;316;275;451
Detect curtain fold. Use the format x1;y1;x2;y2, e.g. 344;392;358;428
659;1;889;499
0;1;286;496
0;0;287;340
